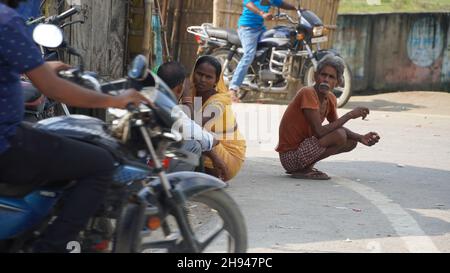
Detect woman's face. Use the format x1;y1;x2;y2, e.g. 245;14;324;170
193;62;218;94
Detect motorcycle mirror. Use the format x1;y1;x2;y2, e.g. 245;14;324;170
32;23;64;48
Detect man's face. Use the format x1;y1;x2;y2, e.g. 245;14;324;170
314;65;338;96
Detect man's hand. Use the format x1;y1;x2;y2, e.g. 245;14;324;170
46;61;71;73
347;107;370;120
205;149;231;181
111;89;154;109
213;156;231;181
261;12;273;20
359;132;380;146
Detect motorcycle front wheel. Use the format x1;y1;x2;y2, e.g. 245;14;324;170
303;60;353;108
138;189;248;253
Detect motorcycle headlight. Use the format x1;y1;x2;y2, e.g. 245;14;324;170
313;26;324;37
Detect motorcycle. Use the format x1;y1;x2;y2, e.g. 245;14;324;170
0;24;247;253
187;0;352;107
23;5;87;121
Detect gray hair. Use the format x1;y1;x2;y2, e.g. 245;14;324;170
316;54;345;84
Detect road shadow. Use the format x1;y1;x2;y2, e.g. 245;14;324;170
229;157;450;252
344;99;426;112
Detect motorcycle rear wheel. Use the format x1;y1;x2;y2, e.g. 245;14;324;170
210;49;249;100
303;60;353;108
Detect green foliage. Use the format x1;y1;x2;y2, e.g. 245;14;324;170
338;0;450;14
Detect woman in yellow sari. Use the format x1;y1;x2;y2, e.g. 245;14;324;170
187;56;246;182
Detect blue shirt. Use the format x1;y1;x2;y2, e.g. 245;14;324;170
238;0;283;28
0;3;44;154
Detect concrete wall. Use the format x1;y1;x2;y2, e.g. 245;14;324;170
333;13;450;93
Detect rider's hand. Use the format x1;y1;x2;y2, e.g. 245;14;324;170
46;61;71;73
359;132;380;146
262;12;273;20
347;107;370;120
111;89;154;109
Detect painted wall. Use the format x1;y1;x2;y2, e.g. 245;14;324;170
333;13;450;93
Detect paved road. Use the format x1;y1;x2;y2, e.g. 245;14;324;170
225;92;450;253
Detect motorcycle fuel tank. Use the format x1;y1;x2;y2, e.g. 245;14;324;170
259;26;295;48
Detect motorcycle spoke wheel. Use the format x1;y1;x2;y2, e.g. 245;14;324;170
211;49;249;100
139;189;247;253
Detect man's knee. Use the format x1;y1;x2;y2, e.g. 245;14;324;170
346;139;358;152
183;140;202;155
335;128;347;146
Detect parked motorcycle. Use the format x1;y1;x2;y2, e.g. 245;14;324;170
0;24;247;253
187;0;352;107
23;5;85;121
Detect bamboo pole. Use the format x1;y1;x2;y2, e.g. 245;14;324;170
143;0;153;63
170;0;183;59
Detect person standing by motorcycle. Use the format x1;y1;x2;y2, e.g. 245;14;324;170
0;0;152;252
275;54;380;180
228;0;297;102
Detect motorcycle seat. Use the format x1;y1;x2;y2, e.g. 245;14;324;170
21;81;42;103
205;26;241;46
0;183;37;197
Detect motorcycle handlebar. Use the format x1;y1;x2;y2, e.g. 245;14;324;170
46;6;81;25
273;12;297;24
56;6;81;22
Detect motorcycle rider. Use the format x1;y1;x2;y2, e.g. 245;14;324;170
0;0;152;252
228;0;297;102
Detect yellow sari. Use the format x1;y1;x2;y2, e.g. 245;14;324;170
190;61;246;180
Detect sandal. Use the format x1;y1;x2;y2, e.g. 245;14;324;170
290;169;330;180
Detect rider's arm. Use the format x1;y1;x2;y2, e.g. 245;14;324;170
245;1;266;17
26;63;151;109
279;1;297;10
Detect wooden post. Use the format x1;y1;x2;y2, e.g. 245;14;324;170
143;0;153;64
213;0;220;27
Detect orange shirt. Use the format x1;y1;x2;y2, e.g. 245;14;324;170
275;87;338;153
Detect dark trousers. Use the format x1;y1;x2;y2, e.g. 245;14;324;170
0;123;116;252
